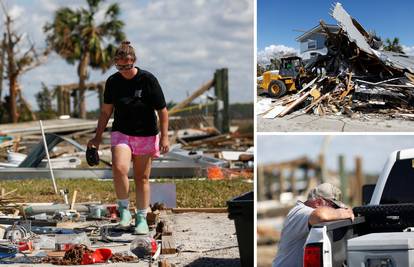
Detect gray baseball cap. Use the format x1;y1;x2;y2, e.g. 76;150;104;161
308;183;347;208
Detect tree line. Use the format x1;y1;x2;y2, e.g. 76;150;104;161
0;0;125;123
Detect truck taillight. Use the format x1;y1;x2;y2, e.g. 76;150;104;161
304;243;323;267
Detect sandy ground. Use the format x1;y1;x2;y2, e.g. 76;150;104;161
4;212;241;267
257;96;414;132
162;212;241;267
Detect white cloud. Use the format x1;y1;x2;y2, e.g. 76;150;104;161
2;0;253;110
403;45;414;56
257;44;298;66
8;5;24;19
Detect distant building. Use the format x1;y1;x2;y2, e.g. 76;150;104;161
296;24;340;60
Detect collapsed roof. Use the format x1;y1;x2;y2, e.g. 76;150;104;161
306;2;414;77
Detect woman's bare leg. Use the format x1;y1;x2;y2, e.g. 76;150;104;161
132;154;152;210
111;145;132;200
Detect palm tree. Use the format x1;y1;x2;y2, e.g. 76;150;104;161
384;37;405;54
44;0;125;118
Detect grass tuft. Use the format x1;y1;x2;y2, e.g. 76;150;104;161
0;178;253;208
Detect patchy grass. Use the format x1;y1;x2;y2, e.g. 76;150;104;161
0;178;253;208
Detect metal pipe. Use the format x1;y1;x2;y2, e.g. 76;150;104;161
39;120;58;194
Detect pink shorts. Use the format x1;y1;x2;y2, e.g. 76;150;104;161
111;131;160;158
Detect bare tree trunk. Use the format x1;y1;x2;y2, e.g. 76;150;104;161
17;87;37;121
9;74;18;122
6;23;18;123
2;5;47;123
78;52;89;119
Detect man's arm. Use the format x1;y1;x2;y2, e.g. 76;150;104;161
309;207;354;225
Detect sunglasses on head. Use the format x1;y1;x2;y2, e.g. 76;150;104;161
115;63;134;71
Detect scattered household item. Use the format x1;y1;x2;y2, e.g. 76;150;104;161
86;146;99;166
81;248;112;264
130;236;158;258
55;232;91;251
0;244;18;259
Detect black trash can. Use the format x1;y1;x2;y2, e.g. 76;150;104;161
227;191;253;267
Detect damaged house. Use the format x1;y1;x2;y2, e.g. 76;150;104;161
296;24;340;60
259;2;414;119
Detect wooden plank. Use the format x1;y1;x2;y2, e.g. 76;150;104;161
159;259;172;267
47;251;65;257
304;93;330;113
279;91;311;117
169;79;214;113
171;208;227;213
161;236;176;254
340;72;353;100
263;105;285;119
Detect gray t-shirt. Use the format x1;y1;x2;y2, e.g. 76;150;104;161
272;201;314;267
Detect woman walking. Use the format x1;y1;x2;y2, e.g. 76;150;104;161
88;41;169;234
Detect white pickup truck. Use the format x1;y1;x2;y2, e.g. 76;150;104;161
304;148;414;267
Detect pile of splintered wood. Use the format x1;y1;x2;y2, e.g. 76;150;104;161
0;188;24;215
259;73;414;119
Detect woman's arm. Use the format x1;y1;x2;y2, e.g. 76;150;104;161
87;104;114;149
157;107;169;154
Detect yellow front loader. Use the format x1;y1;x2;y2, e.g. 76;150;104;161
258;56;305;98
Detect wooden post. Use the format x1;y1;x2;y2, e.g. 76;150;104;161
258;165;265;201
338;155;348;204
57;86;63;115
289;168;297;196
65;90;71;115
214;68;229;133
0;33;5;100
279;169;285;198
318;154;326;183
72;89;78;117
355;157;364;206
62;88;68;115
304;167;309;191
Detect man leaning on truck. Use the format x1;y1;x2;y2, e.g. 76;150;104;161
272;183;355;267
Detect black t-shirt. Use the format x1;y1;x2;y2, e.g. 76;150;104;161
104;67;166;136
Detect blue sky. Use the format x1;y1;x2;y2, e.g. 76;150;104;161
1;0;253;111
258;135;414;174
258;0;414;62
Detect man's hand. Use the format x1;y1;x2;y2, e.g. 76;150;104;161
338;208;355;222
87;136;102;150
159;135;169;154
